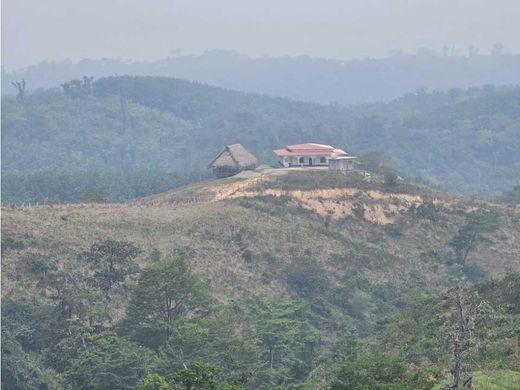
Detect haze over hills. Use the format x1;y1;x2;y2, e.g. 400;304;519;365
2;75;520;202
3;1;520;389
3;50;520;104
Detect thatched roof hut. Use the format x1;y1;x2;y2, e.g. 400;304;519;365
208;144;258;178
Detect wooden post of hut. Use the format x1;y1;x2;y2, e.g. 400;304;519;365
208;144;258;178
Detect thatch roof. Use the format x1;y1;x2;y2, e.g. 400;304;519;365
208;144;258;169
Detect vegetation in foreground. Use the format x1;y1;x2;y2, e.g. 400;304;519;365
2;171;519;389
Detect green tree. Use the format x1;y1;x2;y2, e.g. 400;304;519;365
248;298;320;387
63;332;155;390
80;239;141;301
137;374;172;390
169;363;246;390
122;258;211;348
1;329;63;390
449;211;500;265
328;355;435;390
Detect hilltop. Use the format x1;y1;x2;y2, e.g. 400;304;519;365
4;170;519;301
2;76;520;200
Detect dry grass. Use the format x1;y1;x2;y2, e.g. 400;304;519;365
2;170;520;304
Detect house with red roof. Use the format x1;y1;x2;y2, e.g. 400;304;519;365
273;143;357;170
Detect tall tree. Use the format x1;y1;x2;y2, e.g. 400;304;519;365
122;258;210;348
449;210;500;265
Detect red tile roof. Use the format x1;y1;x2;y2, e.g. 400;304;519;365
286;143;334;151
274;143;348;157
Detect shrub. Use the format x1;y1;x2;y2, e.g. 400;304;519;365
384;223;404;237
286;256;328;298
383;171;399;190
352;203;365;218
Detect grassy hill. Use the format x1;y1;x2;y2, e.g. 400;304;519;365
2;170;519;388
2;76;520;200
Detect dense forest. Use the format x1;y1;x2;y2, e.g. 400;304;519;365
1;171;208;204
3;50;520;104
2;75;520;203
2;171;520;389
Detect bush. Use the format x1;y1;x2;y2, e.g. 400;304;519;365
352;203;365;218
286;256;328;298
384;223;404;237
383;171;399;190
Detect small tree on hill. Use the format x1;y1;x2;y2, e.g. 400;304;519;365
449;210;500;265
80;239;141;301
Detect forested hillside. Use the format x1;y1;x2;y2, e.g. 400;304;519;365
2;76;520;201
3;50;520;104
2;171;519;389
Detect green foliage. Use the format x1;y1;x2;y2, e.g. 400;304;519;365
138;374;173;390
122;258;211;348
374;276;520;375
449;210;501;264
149;247;162;263
3;79;520;196
80;239;141;300
63;332;155;390
473;370;520;390
169;362;246;390
352;202;365;218
286;255;329;298
157;315;259;381
247;298;320;387
328;355;438;390
1;329;63;390
412;200;438;221
384;222;404;237
2;170;207;204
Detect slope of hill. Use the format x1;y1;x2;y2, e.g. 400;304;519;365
3;50;520;104
2;76;520;199
2;171;519;389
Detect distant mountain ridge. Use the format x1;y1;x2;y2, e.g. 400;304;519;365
3;50;520;104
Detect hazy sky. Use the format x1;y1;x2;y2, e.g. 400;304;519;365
3;0;520;70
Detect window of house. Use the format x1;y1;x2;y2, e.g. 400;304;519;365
320;157;326;164
299;157;305;164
